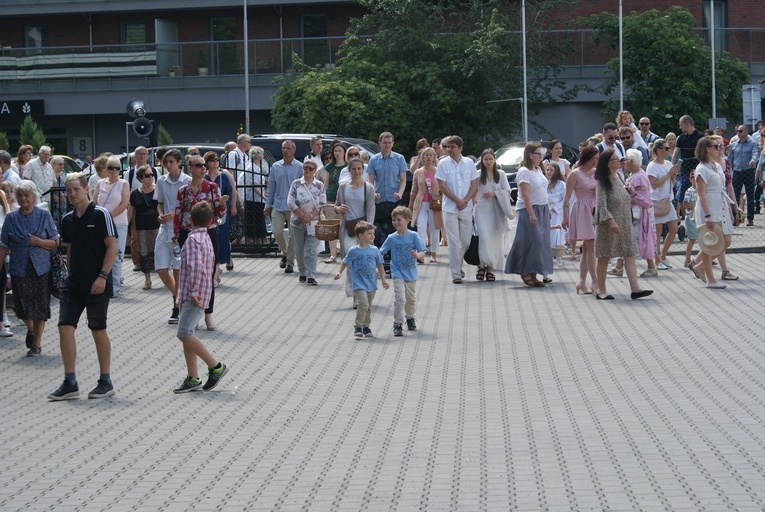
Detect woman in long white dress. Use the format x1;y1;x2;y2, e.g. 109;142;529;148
545;163;566;268
474;149;512;282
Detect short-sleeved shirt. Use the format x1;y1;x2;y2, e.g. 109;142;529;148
436;156;479;213
155;171;191;239
515;167;549;209
380;230;426;281
343;244;384;292
646;160;673;201
367;151;408;203
60;202;117;296
676;129;702;175
0;206;60;277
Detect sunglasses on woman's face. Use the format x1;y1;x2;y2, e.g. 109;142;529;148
189;163;206;169
107;166;120;171
142;174;154;178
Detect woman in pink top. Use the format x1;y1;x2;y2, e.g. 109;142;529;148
409;147;442;263
562;146;598;295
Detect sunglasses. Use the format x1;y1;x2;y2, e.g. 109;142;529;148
347;152;359;157
736;129;744;133
107;166;120;171
620;136;632;141
711;144;724;150
142;173;154;178
639;122;650;126
208;158;219;163
189;163;206;169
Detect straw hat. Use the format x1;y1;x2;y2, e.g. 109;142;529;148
697;223;724;255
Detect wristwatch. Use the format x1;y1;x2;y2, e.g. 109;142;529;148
98;271;109;280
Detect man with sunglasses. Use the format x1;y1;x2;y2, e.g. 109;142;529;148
638;117;659;145
596;123;627;161
728;124;759;226
672;115;703;204
618;127;649;170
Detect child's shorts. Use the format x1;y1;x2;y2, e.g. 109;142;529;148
684;216;698;241
177;300;204;338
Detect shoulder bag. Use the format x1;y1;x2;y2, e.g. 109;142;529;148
344;183;368;237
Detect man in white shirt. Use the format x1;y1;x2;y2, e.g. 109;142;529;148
224;134;252;183
0;151;21;186
23;145;55;198
304;136;323;168
154;148;191;324
436;135;479;284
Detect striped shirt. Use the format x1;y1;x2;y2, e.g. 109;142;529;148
176;227;214;308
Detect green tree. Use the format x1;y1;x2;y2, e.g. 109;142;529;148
157;123;173;145
19;115;50;152
585;6;750;135
0;132;9;151
272;0;578;154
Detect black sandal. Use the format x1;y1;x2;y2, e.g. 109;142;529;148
226;262;234;271
485;272;495;282
476;268;486;281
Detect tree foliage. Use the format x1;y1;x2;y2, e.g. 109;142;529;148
272;0;578;154
586;6;750;135
157;123;173;146
0;132;8;151
19;115;49;152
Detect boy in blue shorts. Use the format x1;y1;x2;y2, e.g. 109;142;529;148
380;206;426;337
334;221;389;338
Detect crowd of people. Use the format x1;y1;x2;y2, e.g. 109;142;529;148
0;111;761;398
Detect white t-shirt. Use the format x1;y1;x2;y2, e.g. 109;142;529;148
646;160;673;201
515;167;549;208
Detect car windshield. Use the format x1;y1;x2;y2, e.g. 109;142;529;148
495;147;524;168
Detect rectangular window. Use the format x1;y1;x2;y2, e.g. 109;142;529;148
24;25;47;53
301;14;328;67
702;1;726;53
123;22;147;51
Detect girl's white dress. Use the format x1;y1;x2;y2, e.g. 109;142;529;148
547;180;566;248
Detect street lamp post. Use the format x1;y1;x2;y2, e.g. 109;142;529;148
243;0;251;133
710;0;717;119
619;0;624;112
521;0;528;141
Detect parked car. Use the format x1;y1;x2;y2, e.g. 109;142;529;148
249;134;381;162
56;155;83;175
495;141;578;204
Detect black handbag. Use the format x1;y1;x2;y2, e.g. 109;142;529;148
463;227;480;266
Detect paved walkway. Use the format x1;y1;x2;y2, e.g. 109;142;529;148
1;251;764;511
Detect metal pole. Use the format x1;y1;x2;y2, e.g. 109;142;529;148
710;0;716;118
125;122;130;160
243;0;250;133
521;0;528;142
619;0;624;112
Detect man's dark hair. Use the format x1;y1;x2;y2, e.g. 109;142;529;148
603;122;618;132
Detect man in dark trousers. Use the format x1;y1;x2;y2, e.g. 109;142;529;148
48;173;118;401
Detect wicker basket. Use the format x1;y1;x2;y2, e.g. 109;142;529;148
315;205;340;241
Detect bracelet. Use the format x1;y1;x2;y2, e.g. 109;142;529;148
98;271;109;279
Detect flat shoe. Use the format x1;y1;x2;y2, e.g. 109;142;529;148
595;293;614;300
429;258;437;263
323;257;336;264
630;289;653;300
691;264;707;283
706;282;726;289
452;278;463;284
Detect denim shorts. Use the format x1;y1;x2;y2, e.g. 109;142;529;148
177;300;204;338
58;288;110;331
684;216;698;241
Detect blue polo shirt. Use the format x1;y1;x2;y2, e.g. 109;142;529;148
367;151;407;203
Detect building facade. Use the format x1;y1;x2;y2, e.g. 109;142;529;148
1;0;763;156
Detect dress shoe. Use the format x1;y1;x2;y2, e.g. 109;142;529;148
630;289;653;300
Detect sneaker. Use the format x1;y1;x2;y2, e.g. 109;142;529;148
88;379;115;399
279;256;287;269
362;327;373;338
606;267;623;277
354;327;363;338
640;268;658;278
173;376;203;394
203;362;229;391
285;264;294;274
168;307;179;324
656;262;669;270
706;282;727;289
307;278;318;286
25;331;34;349
660;259;673;269
27;346;41;357
133;264;141;272
298;275;307;283
48;380;80;401
0;327;12;337
406;318;417;331
393;324;404;336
